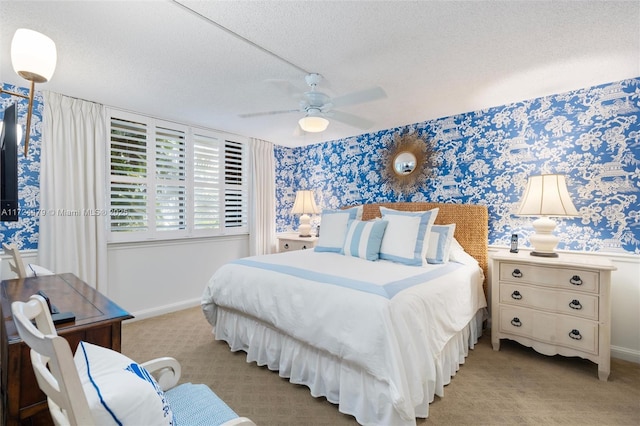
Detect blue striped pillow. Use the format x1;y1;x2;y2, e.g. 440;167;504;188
426;224;456;264
342;220;388;261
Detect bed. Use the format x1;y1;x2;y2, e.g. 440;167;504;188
202;202;488;426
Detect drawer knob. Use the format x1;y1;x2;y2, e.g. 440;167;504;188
284;243;289;249
569;299;583;310
510;317;522;327
302;245;307;249
569;329;582;340
511;269;523;278
511;290;522;300
570;275;583;286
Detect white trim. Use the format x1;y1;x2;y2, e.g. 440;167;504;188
124;297;201;323
611;345;640;364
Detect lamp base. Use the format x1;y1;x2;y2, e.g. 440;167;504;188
528;216;561;257
530;251;559;258
297;214;312;237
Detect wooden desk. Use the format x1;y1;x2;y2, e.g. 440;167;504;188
0;273;133;426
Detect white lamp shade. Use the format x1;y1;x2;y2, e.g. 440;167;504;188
298;116;329;133
291;190;319;214
11;29;57;83
517;174;578;217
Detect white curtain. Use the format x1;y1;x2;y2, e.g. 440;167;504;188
249;138;276;255
39;92;107;291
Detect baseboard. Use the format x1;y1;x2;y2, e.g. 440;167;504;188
125;298;201;323
611;345;640;364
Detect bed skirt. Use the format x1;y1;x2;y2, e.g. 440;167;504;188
212;307;487;426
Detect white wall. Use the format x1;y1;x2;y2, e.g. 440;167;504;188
488;247;640;364
105;235;249;320
0;235;249;319
1;236;248;318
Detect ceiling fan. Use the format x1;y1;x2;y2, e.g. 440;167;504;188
239;73;387;134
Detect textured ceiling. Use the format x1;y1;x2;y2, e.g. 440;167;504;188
1;1;638;147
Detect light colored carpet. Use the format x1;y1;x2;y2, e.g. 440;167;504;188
122;307;640;425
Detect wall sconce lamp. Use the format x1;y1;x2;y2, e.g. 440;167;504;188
516;174;578;257
298;109;329;133
0;29;57;157
291;190;319;237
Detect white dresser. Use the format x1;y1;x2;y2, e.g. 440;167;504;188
277;233;318;252
491;250;616;380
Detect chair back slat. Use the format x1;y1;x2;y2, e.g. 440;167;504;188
3;242;28;278
11;295;94;426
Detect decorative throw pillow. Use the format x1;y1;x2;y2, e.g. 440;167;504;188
74;341;174;425
379;207;439;266
342;219;388;261
345;205;364;220
426;224;456;264
314;208;359;253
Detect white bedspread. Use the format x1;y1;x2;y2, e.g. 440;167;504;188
202;250;486;424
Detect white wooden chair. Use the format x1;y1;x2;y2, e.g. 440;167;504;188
11;294;255;426
2;242;54;278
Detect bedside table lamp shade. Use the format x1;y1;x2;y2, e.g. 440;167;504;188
291;190;319;237
516;174;578;257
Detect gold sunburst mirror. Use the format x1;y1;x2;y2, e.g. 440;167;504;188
381;132;436;194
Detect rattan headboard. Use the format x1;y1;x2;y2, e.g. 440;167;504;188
357;202;489;294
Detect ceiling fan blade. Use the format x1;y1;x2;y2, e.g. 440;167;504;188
330;86;387;108
238;109;299;118
330;110;374;130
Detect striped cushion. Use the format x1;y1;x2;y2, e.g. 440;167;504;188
342;220;388;261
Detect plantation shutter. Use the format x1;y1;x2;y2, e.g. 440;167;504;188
193;131;221;231
224;139;248;230
107;108;248;242
109;116;148;232
155;125;186;231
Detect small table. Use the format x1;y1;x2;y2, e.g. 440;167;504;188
277;232;318;252
490;250;615;380
0;273;133;425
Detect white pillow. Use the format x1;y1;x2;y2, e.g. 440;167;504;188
315;208;359;253
426;224;456;264
342;219;388;261
448;238;479;265
74;341;174;425
379;207;439;266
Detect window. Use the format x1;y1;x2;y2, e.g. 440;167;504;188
108;109;248;242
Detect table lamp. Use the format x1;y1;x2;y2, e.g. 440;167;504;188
291;190;319;237
516;174;578;257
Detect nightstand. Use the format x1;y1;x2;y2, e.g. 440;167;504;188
277;233;318;252
491;250;616;381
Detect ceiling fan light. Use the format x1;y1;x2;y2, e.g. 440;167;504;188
298;116;329;133
11;28;57;83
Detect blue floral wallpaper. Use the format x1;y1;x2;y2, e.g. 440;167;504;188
275;78;640;255
1;83;44;250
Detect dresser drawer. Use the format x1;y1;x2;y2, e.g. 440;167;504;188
278;239;314;251
500;283;598;320
500;262;599;293
499;306;598;354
